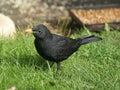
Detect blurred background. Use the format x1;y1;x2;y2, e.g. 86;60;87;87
0;0;120;26
0;0;120;36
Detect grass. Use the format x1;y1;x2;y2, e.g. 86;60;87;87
0;29;120;90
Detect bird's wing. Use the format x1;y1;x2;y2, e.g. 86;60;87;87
52;35;80;60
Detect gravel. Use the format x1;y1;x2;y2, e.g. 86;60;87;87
0;0;70;26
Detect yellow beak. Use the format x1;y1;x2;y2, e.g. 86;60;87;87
25;29;33;34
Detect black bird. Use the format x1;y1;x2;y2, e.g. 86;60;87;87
25;24;102;72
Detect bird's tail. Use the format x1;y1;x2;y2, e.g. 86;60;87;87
79;35;102;45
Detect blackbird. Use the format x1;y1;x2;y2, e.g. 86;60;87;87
25;24;102;72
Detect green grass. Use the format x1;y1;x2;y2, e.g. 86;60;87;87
0;30;120;90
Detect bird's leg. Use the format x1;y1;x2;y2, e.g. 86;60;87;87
56;62;60;74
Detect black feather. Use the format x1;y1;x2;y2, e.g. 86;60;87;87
31;24;102;72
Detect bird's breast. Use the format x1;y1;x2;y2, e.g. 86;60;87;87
34;39;55;60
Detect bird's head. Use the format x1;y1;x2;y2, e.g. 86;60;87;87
25;24;52;39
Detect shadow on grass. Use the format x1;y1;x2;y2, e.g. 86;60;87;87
17;54;53;71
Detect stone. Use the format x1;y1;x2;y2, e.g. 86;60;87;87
0;13;16;37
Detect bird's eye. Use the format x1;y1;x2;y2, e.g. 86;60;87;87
38;30;41;33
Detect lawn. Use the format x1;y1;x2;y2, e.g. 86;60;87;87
0;28;120;90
